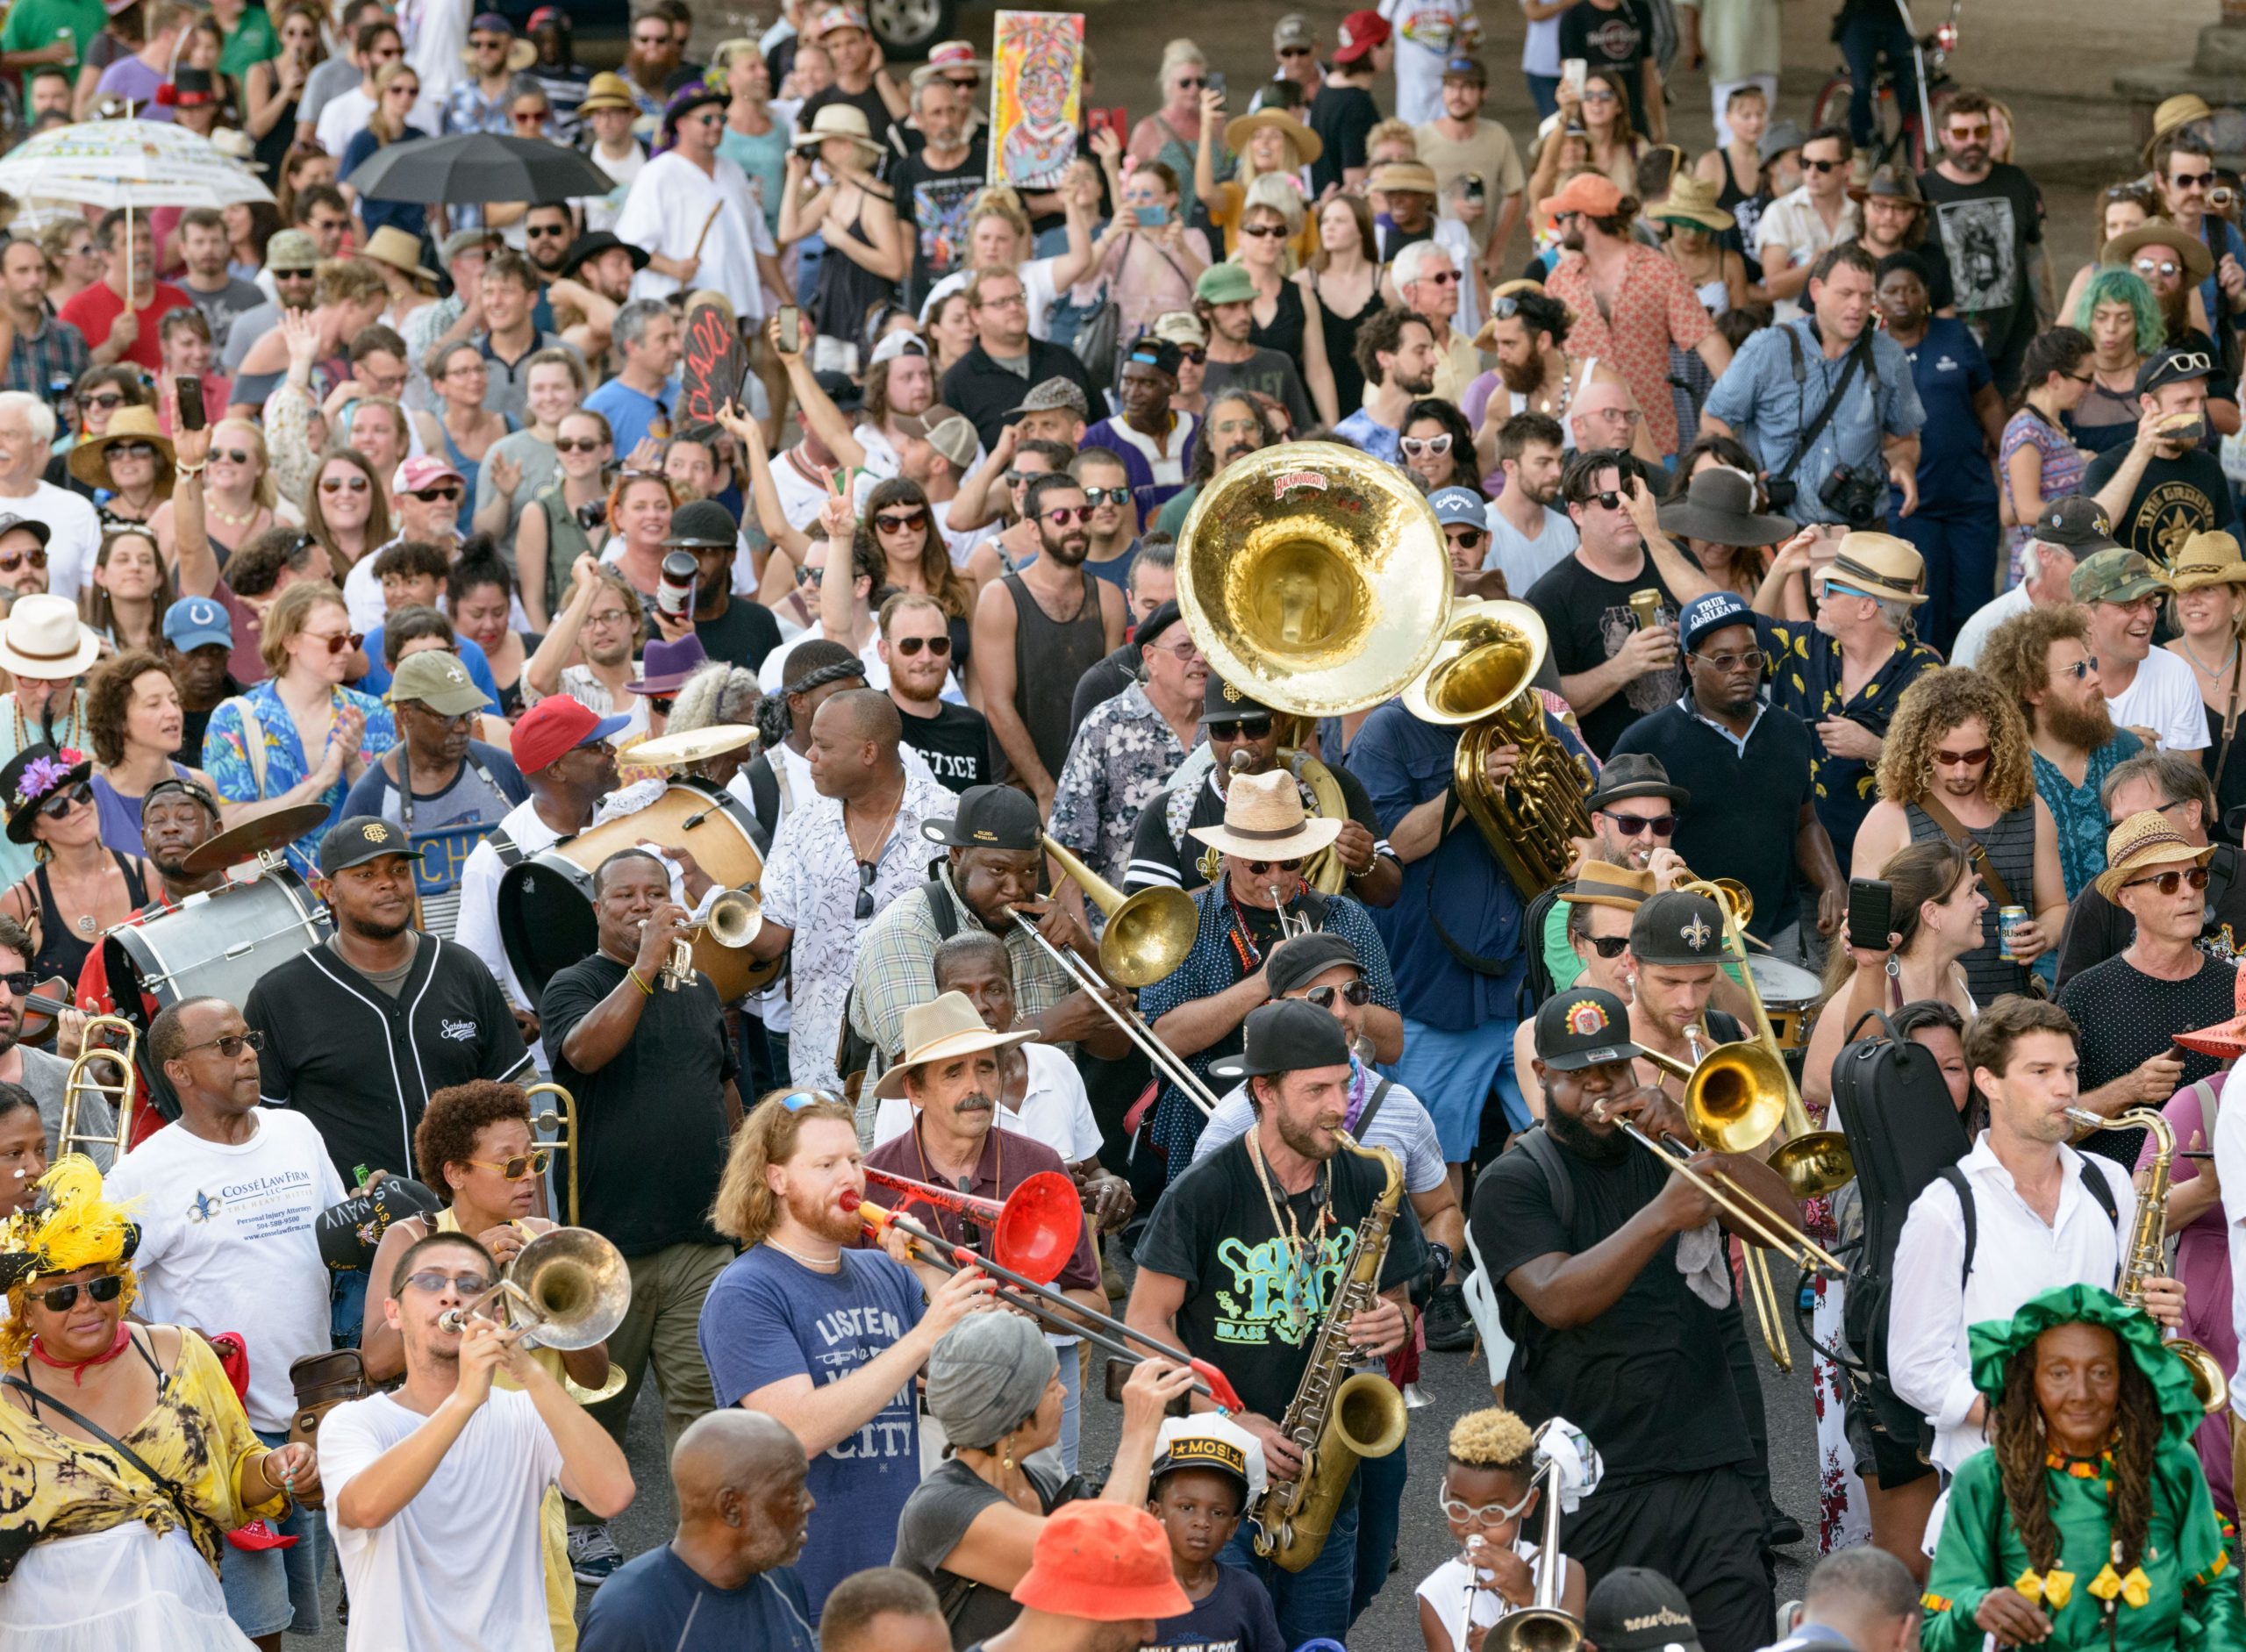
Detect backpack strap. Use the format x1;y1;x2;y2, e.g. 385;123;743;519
1936;1163;1978;1290
922;879;961;941
1356;1076;1394;1137
2079;1156;2121;1274
748;756;779;834
1914;795;2016;910
1513;1124;1576;1236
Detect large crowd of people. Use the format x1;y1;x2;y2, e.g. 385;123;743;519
3;4;2246;1652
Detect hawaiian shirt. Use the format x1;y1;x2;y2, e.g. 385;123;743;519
1048;681;1198;919
443;74;524;136
1543;240;1716;457
759;768;960;1096
2035;731;2144;900
1766;619;1942;866
203;680;397;874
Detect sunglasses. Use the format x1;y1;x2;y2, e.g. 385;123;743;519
1043;505;1093;526
1243;858;1305;876
796;566;825;588
108;441;156;461
2056;657;2099;681
1446;526;1486;548
1399;433;1453;457
1300;979;1373;1010
1177;75;1205;88
0;971;34;996
2125;865;2212;896
1802;157;1844;173
2165;352;2215;375
77;392;125;411
464;1147;553;1181
1580;88;1617;104
2171;168;2216;190
525;222;567;236
1241;223;1288;239
178;1029;266;1059
319;473;370;493
1278;44;1313;56
212;447;253;466
1583;933;1631;959
36;782;92;821
308;630;363;654
1417;268;1462;285
1694;647;1764;673
777;1090;825;1112
555;437;605;454
411;485;464;503
0;547;46;574
34;1273;125;1313
1207;716;1273;742
855;859;877;920
1604;812;1675;837
651;695;676;715
1932;745;1992;767
1176;347;1207;364
2135;258;2184;280
873;510;927;533
1585;489;1629;510
893;633;951;657
1079;487;1130;507
404;1269;493;1296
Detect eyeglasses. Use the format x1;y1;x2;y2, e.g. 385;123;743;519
1693;647;1764;674
874;510;928;533
464;1147;553;1181
1436;1483;1541;1524
1079;487;1130;507
1932;744;1991;767
2125;865;2212;896
893;633;951;657
855;859;877;921
176;1029;264;1059
555;437;605;454
1208;716;1272;742
976;290;1028;310
0;546;46;574
1400;433;1453;458
319;473;370;493
1043;505;1093;526
2165;352;2215;375
1580;89;1617;104
1241;222;1288;239
403;1269;493;1296
1604;812;1675;837
2171;168;2217;190
1299;979;1373;1010
1242;857;1305;875
411;485;464;503
2135;258;2184;280
36;782;92;821
34;1273;125;1313
1583;933;1631;959
1802;157;1844;173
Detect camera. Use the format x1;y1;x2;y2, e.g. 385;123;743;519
1819;463;1885;527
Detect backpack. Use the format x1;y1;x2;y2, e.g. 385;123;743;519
1828;1009;1974;1382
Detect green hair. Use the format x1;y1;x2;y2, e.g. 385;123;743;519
2071;267;2166;358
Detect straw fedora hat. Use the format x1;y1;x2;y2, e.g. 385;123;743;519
2092;808;2215;902
0;594;101;681
1558;859;1655;911
577;72;636;115
2142;93;2214;163
870;990;1040;1100
1223;107;1324;168
1187;769;1343;862
1649;173;1735;234
791;104;886;167
2103;217;2216;285
361;225;441;288
2168;530;2246;593
1813;532;1928;606
67;404;175;494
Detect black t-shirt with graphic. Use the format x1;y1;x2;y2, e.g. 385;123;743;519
892;134;990;311
1558;0;1656;132
1919;163;2043;370
1134;1134;1427;1423
1524;552;1685;757
898;698;997;790
2082;440;2243;564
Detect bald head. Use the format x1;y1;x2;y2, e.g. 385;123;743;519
1569;375;1642;453
672;1410;803;1517
817;687;904;749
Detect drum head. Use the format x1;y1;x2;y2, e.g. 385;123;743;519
497;854;599;1004
104;869;330;1033
1746;953;1823;1008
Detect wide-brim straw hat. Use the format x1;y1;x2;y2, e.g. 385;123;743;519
2143;93;2215;163
1187;768;1343;862
461;35;538;71
791;103;886;166
0;593;101;683
870;990;1040;1099
1223;108;1324;168
577;72;637;114
68;404;175;493
1649;173;1734;233
1813;531;1929;606
2169;530;2246;593
2103;218;2216;285
361;224;441;287
2093;808;2216;902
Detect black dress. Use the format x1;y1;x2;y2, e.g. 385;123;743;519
1316;278;1378;418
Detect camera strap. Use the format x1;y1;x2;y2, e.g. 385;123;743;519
1781;322;1878;485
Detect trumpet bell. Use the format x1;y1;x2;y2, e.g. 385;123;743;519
1176;442;1453;718
705;888;762;949
511;1226;631;1351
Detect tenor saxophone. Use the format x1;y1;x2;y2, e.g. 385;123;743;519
1249;1134;1412;1572
2067;1105;2229;1415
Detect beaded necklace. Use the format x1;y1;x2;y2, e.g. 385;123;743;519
1245;1128;1330;1343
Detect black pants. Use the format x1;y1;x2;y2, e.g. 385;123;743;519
1719;1279;1775;1519
1563;1469;1776;1652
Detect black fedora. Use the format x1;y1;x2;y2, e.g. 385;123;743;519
557;230;651;282
1656;466;1797;548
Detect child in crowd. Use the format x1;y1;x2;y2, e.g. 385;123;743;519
1139;1417;1284;1652
1418;1407;1586;1652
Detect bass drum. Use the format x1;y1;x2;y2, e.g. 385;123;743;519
497;779;779;1003
104;867;332;1030
1748;953;1824;1053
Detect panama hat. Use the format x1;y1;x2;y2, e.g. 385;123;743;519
0;594;101;681
870;990;1040;1099
67;404;175;493
2093;808;2216;902
577;72;637;115
1223;107;1324;168
1187;768;1342;862
361;225;441;287
1813;532;1928;606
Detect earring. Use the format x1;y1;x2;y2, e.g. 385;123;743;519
999;1434;1014;1471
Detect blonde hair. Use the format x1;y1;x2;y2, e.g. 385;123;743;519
1240;173;1306;239
258;579;348;676
1156;38;1206;94
212;418;279;510
710;1090;858;1247
1448;1407;1537;1471
368;59;420;143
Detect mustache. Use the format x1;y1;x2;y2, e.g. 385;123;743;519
954;1092;995;1112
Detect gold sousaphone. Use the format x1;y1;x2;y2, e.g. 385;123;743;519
1175;442;1454;719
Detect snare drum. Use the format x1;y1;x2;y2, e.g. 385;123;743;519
1748;954;1824;1051
104;867;331;1032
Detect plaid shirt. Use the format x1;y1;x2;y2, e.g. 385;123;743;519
847;861;1077;1080
5;311;89;399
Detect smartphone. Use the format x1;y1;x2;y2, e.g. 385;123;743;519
1462;175;1486;201
1847;878;1894;953
776;304;799;356
176;375;205;433
1207;69;1227;99
1134;203;1171;228
1562;57;1588;97
1085;106;1127;145
1103;1355;1192;1415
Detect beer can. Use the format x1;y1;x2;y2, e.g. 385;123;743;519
1998;905;2028;962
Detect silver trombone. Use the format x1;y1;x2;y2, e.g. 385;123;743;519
1008;911;1226;1119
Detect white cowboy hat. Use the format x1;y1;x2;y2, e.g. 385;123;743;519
790;104;886;166
1187;769;1343;863
871;990;1040;1100
0;593;101;680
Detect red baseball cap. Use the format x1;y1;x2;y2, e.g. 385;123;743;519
511;695;628;774
1333;10;1391;62
1009;1503;1191;1621
1538;172;1625;220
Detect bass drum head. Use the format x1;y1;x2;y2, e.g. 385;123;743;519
104;869;331;1032
497;853;599;1005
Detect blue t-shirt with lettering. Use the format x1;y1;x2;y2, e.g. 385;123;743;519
697;1244;926;1620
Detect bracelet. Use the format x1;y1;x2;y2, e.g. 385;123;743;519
627;967;654;997
175;462;206;477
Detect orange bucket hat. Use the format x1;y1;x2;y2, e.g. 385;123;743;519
1009;1502;1192;1620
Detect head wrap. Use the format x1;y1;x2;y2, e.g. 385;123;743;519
925;1312;1057;1450
1968;1283;2203;1448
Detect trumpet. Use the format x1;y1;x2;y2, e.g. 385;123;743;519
58;1015;139;1161
651;886;762;990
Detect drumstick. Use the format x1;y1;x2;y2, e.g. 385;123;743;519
690;201;725;262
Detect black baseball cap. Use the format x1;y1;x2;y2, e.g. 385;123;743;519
664;498;739;548
1266;933;1360;998
1629;890;1727;966
2137;345;2218;397
1207;998;1350;1080
1534;985;1643;1070
2031;495;2119;553
1201;673;1277;725
921;784;1041;851
1585;1568;1704;1652
318;815;424;876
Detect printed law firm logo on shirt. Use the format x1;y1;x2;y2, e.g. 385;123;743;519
1213;1229;1359;1348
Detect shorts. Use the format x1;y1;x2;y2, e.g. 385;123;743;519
1844;1372;1935;1491
1384;1015;1521;1159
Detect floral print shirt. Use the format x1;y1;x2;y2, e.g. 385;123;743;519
1048;681;1198;912
2035;731;2145;899
202;679;397;875
1544;241;1718;457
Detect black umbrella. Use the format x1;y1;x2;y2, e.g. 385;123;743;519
346;132;614;205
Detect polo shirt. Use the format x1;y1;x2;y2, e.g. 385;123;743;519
937;340;1103;449
247;933;533;1188
1608;696;1817;941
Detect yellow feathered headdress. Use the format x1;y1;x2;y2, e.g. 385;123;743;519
0;1155;141;1291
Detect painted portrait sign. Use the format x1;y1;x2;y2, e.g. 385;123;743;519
991;11;1084;191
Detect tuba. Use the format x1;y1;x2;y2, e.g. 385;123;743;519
2070;1105;2229;1414
1404;600;1594;899
1249;1134;1410;1571
1175;442;1454;719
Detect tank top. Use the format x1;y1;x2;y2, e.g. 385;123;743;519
26;852;148;986
812;192;899;348
1317;275;1378;414
532;483;595;622
1005;569;1105;781
1505;354;1602;449
1903;799;2038;1005
1249;278;1309;369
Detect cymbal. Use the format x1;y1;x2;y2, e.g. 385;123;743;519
626;724;760;768
179;802;333;876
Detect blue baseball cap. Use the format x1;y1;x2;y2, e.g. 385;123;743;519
163;596;232;652
1428;486;1487;529
1678;590;1754;654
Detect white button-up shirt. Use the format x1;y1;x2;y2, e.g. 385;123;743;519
1886;1133;2135;1473
2210;1064;2246;1422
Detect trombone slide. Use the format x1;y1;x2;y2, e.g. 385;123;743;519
1010;911;1222;1118
58;1014;139;1161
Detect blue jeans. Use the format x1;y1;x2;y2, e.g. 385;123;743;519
329;1267;367;1348
1526;72;1561;119
1351;1434;1408;1625
219;1427;325;1638
1893;500;2000;656
1219;1467;1361;1645
1837;13;1920;147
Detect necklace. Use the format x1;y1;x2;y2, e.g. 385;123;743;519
1542;350;1577;420
208;498;260;528
12;690;80;756
1245;1129;1330;1343
2181;635;2239;679
765;1237;840;1272
844;783;902;865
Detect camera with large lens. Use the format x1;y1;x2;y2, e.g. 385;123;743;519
1819;463;1885;527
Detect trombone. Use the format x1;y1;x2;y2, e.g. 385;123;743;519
654;886;762;990
58;1014;139;1161
436;1225;630;1351
1482;1420;1591;1652
526;1081;579;1228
